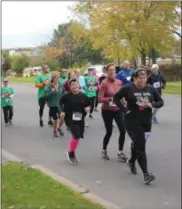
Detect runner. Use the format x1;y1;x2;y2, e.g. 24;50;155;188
1;78;15;126
93;68;99;112
84;68;98;118
75;69;86;92
35;65;52;127
147;64;166;124
60;78;90;163
58;68;68;85
98;64;127;162
116;60;135;85
114;68;164;184
45;74;64;137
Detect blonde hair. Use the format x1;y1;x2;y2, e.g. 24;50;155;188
151;64;159;70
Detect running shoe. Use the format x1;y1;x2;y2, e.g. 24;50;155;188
9;120;12;125
144;173;155;184
94;108;99;112
89;114;93;119
101;150;110;160
58;128;64;136
53;130;59;137
67;152;77;163
85;122;89;127
40;120;44;127
152;116;158;124
48;120;53;126
127;159;137;174
117;152;127;162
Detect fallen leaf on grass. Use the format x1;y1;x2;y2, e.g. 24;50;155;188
8;205;15;209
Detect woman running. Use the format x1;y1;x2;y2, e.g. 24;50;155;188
63;71;76;93
60;78;90;163
114;69;164;184
84;68;98;118
98;64;127;162
1;78;15;126
45;74;65;137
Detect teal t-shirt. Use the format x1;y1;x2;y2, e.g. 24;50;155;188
1;86;14;107
35;74;52;99
58;76;68;85
84;76;97;97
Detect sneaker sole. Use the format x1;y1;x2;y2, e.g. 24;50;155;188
66;152;73;164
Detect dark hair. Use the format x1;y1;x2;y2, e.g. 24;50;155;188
130;72;136;83
105;63;115;72
68;78;78;85
134;68;147;78
88;67;94;72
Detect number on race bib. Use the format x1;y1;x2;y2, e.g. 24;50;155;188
126;76;131;81
88;86;95;91
153;82;160;88
72;112;82;121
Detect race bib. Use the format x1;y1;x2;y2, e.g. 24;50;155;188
88;86;96;91
126;76;131;81
153;82;160;88
109;100;116;107
5;98;11;103
72;112;82;121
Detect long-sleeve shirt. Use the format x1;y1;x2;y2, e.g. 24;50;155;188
147;72;166;95
98;78;122;111
113;84;164;125
116;68;135;85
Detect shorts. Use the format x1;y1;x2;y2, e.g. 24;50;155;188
38;97;47;107
49;107;60;120
68;121;85;139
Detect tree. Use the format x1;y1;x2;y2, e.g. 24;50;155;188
11;54;30;74
71;2;181;65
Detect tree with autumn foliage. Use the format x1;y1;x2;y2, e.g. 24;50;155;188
70;1;181;65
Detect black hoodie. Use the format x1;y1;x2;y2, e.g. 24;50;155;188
147;72;166;95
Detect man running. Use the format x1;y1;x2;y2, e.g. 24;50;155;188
60;78;90;163
116;60;135;85
58;68;68;85
84;68;98;118
147;64;166;124
1;78;15;126
35;65;52;127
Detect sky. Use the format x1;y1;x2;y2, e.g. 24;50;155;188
2;1;76;49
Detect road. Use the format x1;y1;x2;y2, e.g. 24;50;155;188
2;83;181;209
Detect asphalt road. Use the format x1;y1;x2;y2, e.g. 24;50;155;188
2;84;181;209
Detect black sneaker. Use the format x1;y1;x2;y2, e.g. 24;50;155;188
58;128;64;136
101;150;110;160
40;120;44;127
144;173;155;184
117;152;127;162
127;159;137;174
89;114;93;119
67;152;77;163
48;120;53;126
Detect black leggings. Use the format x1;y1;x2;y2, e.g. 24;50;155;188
126;123;150;174
95;90;99;108
102;110;126;151
89;96;96;115
38;97;51;119
2;106;13;124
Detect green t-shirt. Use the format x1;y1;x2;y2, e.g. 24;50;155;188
45;83;64;110
35;74;52;99
58;76;68;85
85;76;97;97
1;86;14;107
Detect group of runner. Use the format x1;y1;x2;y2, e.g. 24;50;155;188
2;60;166;184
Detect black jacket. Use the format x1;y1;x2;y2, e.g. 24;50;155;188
147;72;166;95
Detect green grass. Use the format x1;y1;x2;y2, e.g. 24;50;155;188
2;162;104;209
164;83;181;94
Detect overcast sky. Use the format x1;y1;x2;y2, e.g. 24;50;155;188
2;1;76;48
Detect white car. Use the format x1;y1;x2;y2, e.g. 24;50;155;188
83;65;104;77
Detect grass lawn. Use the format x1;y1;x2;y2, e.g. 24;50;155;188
2;162;104;209
164;83;181;94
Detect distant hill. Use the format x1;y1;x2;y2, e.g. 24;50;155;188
2;33;52;49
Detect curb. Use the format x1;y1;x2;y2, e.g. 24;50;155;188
2;149;122;209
